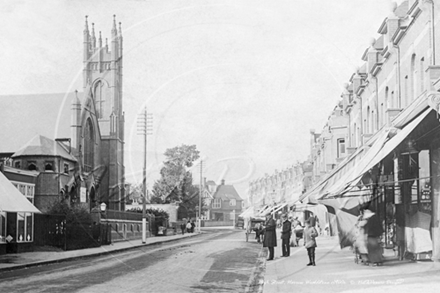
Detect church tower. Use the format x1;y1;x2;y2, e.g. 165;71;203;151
81;15;125;211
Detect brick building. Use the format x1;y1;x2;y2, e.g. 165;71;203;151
300;1;440;261
0;16;125;213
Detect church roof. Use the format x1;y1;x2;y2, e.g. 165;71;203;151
0;92;83;153
12;135;77;161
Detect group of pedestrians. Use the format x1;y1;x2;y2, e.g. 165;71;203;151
261;213;319;266
180;219;196;234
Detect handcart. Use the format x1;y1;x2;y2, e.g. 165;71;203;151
245;217;265;242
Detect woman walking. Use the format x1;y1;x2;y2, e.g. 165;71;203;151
304;217;318;266
363;209;384;266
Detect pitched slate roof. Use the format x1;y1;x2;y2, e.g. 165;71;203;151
213;184;243;201
12;134;77;161
0;171;41;213
0;92;82;153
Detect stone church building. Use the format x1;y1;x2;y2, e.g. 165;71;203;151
0;16;125;212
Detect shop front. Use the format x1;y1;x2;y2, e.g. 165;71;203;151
300;101;440;261
0;171;41;254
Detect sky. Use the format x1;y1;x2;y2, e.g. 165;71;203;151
0;0;398;200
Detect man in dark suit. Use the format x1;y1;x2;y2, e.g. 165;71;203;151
280;214;292;257
263;213;277;260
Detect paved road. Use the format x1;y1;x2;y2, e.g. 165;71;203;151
0;229;264;293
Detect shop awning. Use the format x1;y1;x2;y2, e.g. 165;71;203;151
239;206;255;218
256;202;286;216
327;108;432;198
0;171;41;213
319;128;391;199
300;106;432;204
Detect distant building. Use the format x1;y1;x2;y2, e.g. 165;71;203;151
204;179;243;222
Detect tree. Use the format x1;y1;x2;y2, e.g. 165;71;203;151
152;144;204;218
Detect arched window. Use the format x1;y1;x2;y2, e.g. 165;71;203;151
380;103;384;127
372;110;376;132
94;81;105;119
84;119;95;172
391;91;395;108
411;54;417;101
357;125;360;147
352;123;356;147
27;162;37;171
366;106;371;134
420;57;425;93
404;76;408;107
44;162;54;171
385;86;389;108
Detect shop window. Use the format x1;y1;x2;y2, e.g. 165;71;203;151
14;161;21;169
0;212;6;243
17;213;33;243
19;184;26;195
418;150;431;213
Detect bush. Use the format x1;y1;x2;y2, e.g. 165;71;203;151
47;200;92;224
126;207;169;220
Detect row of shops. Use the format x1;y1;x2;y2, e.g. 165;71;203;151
298;94;440;261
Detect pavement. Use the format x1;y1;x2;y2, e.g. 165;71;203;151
261;232;440;293
0;230;206;272
4;227;440;293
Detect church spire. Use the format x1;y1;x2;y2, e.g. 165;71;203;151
111;14;118;37
91;23;96;49
98;31;102;48
84;15;89;34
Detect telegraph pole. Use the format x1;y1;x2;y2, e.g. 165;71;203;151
198;160;203;233
137;107;153;243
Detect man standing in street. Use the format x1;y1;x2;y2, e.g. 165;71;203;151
281;214;291;257
263;213;277;261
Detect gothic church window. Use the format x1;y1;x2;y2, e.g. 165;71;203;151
27;162;37;171
44;162;54;171
84;119;95;173
94;81;105;119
